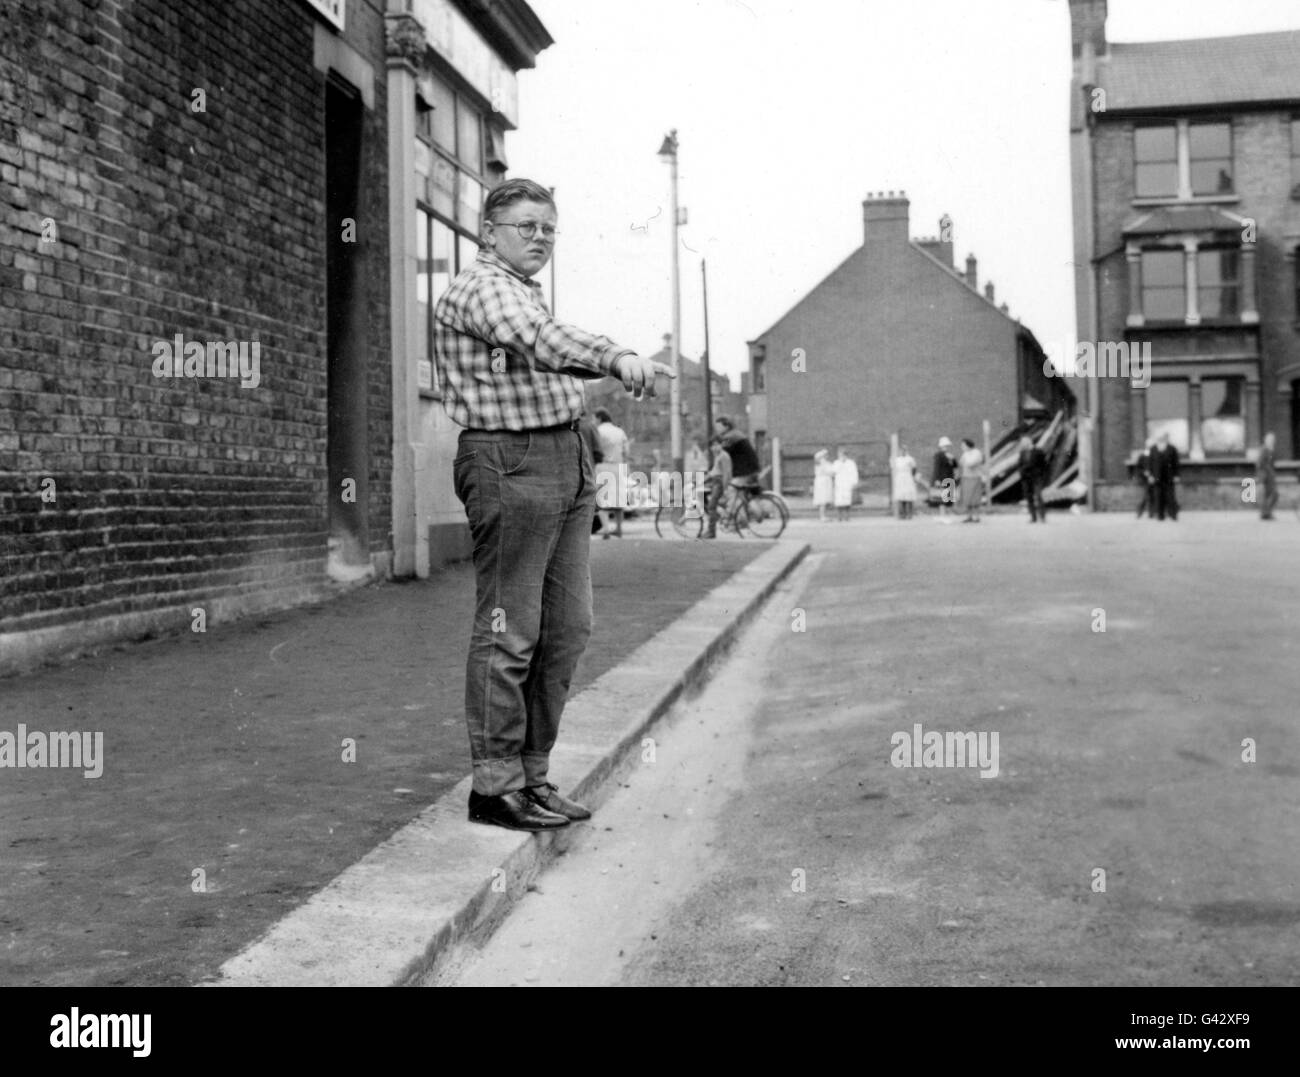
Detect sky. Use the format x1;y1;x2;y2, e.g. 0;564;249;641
506;0;1300;387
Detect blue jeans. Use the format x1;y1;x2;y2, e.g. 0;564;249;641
451;426;596;796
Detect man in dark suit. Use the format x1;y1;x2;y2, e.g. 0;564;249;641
1018;436;1047;523
1258;431;1278;521
1148;432;1180;521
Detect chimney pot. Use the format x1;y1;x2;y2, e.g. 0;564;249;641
985;282;995;302
964;254;978;289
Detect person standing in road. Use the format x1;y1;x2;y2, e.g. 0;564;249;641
593;407;629;539
1258;431;1278;521
832;446;859;522
435;178;673;832
958;437;985;523
1134;440;1155;520
1148;431;1180;521
1018;435;1047;523
892;445;919;520
931;436;958;522
812;448;835;523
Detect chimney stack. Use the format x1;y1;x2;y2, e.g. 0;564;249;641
965;254;978;290
1068;0;1108;60
863;190;910;247
985;282;995;303
915;217;954;267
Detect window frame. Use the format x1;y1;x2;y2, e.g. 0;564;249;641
1134;123;1179;199
414;69;493;399
1195;245;1241;322
1199;375;1247;457
1187;121;1234;197
1291;116;1300;199
1140;247;1187;323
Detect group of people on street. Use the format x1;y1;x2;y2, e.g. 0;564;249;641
1133;432;1181;521
812;447;861;522
1134;430;1280;522
926;436;989;523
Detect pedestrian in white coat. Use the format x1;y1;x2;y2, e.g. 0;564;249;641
832;446;859;522
891;446;918;520
812;449;835;522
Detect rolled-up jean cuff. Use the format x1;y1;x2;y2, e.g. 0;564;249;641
472;756;525;797
521;750;551;789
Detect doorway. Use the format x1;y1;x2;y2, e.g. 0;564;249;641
325;75;369;579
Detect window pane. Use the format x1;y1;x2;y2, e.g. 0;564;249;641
1292;118;1300;189
457;173;482;233
1146;381;1189;454
458;234;479;276
1198;250;1239;318
1135;125;1177;162
1143;250;1184;285
1196;249;1238;286
414;137;432;178
457;99;482;172
1190;159;1233;195
428;75;455;150
1136;163;1179;197
1189;123;1231;159
1142;250;1185;320
417;210;432;392
430;155;455;219
416;210;430;350
1202;378;1245;455
432;218;454;295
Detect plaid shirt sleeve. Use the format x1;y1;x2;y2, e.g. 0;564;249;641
464;269;634;380
434;252;637;430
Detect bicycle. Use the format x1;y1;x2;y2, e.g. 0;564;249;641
655;477;789;539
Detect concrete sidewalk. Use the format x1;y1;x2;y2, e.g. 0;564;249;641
0;534;805;986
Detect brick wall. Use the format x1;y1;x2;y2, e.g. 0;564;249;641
0;0;391;669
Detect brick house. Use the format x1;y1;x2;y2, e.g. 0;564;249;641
0;0;550;673
1067;0;1300;509
746;192;1072;498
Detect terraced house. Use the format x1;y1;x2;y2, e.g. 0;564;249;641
1068;0;1300;508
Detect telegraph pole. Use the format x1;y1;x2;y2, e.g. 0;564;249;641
701;258;713;442
658;129;683;475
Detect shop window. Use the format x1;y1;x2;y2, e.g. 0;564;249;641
1201;378;1245;455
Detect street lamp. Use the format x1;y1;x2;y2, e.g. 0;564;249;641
658;129;683;476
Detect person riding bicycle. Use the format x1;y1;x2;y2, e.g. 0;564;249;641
706;416;761;538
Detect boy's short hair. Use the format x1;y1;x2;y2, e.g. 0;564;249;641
714;415;734;431
484;178;556;223
594;407;612;423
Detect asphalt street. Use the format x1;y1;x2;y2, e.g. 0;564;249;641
441;510;1300;987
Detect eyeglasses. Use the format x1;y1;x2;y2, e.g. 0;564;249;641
491;220;558;241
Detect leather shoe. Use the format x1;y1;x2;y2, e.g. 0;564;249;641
522;782;592;821
468;790;569;831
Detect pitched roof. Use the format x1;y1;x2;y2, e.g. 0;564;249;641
1123;204;1248;237
1098;31;1300;111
